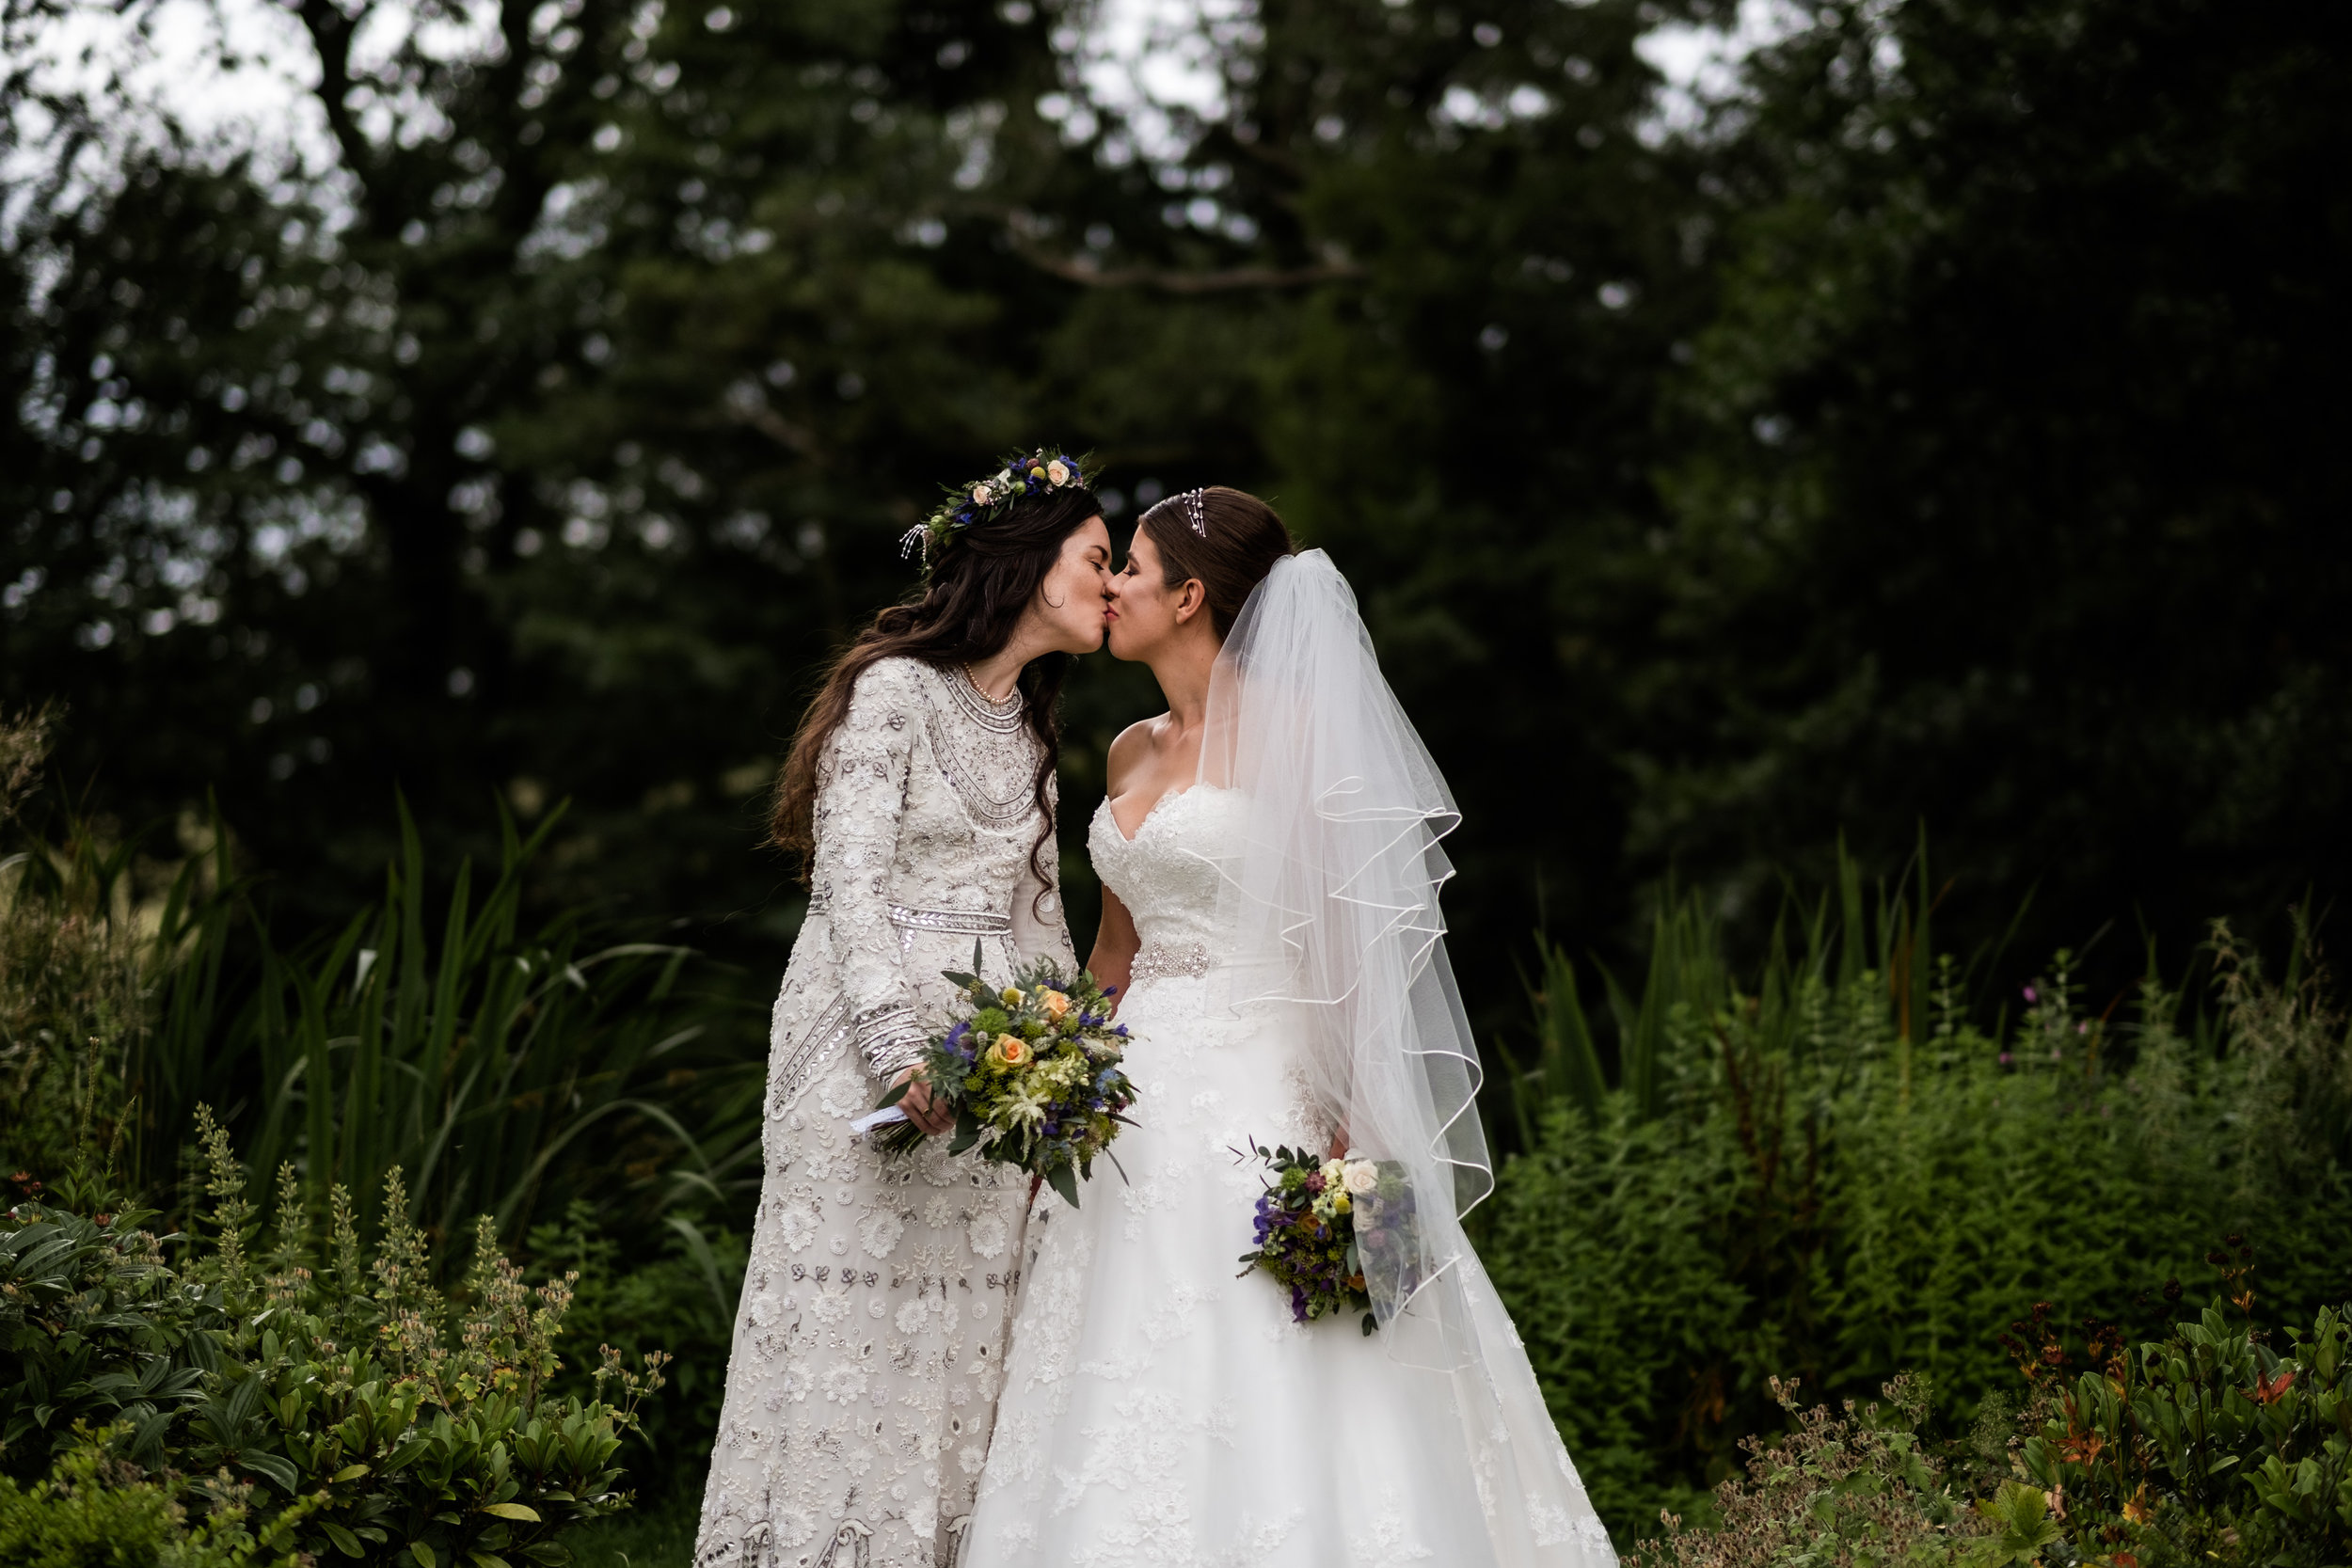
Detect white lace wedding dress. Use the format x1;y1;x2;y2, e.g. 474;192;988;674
697;656;1075;1568
960;782;1615;1568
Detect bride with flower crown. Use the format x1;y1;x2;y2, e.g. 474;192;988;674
960;488;1615;1568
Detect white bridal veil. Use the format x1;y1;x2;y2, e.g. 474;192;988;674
1198;549;1615;1565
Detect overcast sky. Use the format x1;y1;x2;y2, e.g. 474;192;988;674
15;0;1792;178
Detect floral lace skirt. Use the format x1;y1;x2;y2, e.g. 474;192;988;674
696;1021;1027;1568
960;973;1513;1568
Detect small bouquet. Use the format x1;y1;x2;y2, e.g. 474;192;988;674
865;944;1137;1208
1234;1140;1416;1335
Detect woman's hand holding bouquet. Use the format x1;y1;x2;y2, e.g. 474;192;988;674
866;943;1138;1209
1234;1140;1417;1335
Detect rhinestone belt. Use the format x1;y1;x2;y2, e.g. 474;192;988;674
1130;938;1212;985
888;905;1012;934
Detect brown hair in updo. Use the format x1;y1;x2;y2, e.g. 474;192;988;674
1136;486;1295;639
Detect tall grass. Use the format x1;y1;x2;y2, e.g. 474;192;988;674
1;706;764;1265
123;803;762;1259
125;799;768;1258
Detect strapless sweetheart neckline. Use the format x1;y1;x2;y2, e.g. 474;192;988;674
1092;782;1226;845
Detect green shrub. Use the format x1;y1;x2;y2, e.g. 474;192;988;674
0;1423;317;1567
1;1109;670;1566
0;710;763;1268
1631;1376;1984;1568
1628;1274;2352;1568
0;1179;213;1478
128;799;765;1261
530;1206;745;1502
1483;853;2352;1544
0;705;153;1186
2004;1272;2352;1568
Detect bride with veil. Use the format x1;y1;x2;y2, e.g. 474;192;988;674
959;488;1613;1568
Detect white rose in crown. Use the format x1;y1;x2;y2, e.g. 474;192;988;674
1046;459;1070;485
1343;1160;1379;1196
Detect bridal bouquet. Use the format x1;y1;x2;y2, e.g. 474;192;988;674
867;945;1137;1208
1234;1141;1416;1335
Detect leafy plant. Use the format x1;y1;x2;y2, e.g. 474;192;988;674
0;1174;213;1478
2;710;762;1273
1;1108;670;1566
2001;1258;2352;1568
1633;1375;1984;1568
530;1205;745;1503
0;1421;318;1568
1483;847;2352;1543
0;704;178;1185
132;800;764;1259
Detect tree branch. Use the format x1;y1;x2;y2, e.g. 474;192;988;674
733;404;818;455
290;0;375;211
1014;246;1363;294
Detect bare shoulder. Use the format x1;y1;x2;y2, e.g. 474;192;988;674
1104;716;1167;796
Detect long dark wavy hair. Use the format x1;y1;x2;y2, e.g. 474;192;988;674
771;481;1104;890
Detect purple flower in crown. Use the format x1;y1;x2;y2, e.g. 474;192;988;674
904;446;1100;571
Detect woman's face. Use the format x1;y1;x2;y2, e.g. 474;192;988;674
1104;526;1199;661
1029;515;1115;655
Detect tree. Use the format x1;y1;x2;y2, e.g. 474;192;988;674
1633;0;2352;988
2;0;1098;953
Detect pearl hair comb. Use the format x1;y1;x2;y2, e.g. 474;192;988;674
1179;487;1208;537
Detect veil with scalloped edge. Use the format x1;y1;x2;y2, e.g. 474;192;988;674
1195;548;1613;1566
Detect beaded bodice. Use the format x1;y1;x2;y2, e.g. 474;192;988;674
1086;785;1243;986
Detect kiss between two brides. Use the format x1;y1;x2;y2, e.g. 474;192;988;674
694;453;1613;1568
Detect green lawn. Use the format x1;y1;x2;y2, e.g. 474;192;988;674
568;1494;699;1568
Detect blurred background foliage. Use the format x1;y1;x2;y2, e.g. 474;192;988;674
8;0;2340;1022
4;0;2349;1552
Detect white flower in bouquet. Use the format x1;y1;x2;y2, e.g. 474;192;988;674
1343;1160;1380;1196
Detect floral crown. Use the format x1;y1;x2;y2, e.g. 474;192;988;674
900;447;1100;570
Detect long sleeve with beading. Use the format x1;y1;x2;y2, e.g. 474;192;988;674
698;655;1066;1568
807;660;926;1080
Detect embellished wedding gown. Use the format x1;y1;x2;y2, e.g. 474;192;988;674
960;784;1615;1568
697;657;1076;1568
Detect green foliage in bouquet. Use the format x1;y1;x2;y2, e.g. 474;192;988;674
0;1108;669;1566
872;948;1136;1210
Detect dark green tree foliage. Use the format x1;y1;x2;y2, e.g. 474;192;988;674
1023;0;1723;1005
1637;0;2352;974
1;0;1092;949
8;0;2352;1053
